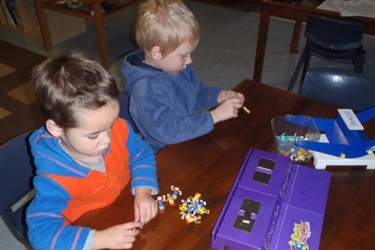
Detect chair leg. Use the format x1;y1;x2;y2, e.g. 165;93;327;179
300;51;311;84
287;47;307;91
354;50;366;73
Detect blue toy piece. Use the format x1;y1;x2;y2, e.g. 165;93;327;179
293;107;375;158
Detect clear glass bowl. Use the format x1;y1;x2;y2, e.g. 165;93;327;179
271;115;320;162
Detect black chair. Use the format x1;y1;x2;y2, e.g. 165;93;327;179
288;14;366;92
119;91;139;133
0;131;35;247
300;68;375;112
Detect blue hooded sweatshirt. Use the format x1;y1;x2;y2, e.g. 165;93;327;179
121;50;222;152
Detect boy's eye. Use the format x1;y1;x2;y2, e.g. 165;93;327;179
88;134;99;140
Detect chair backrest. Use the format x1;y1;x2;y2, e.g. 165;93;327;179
305;14;365;50
119;91;139;133
0;131;35;246
300;68;375;112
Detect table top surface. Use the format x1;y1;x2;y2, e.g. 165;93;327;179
261;0;375;22
74;80;375;249
263;0;324;8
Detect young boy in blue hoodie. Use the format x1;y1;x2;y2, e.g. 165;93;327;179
121;0;245;153
26;51;159;249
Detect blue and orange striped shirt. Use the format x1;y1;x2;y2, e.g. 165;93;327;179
26;118;158;249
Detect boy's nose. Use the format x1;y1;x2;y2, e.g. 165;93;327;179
102;130;111;144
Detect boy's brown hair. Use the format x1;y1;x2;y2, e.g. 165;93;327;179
32;51;119;130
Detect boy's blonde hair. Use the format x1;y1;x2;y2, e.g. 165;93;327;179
136;0;200;56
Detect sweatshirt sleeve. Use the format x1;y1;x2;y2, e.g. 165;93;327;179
131;81;216;147
125;120;159;195
26;176;91;250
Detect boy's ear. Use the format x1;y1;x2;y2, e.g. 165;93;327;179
46;119;63;138
150;46;163;60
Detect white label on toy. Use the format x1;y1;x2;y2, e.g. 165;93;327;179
338;109;364;130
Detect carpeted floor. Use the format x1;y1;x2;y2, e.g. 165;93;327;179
0;40;45;145
190;0;261;12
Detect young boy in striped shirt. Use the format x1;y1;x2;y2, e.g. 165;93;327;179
27;51;159;249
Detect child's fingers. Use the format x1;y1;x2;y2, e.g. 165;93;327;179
123;221;143;230
134;207;140;223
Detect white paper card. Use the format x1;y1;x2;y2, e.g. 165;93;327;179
338;109;364;130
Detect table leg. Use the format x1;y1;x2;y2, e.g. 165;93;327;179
253;4;270;83
92;1;110;69
34;0;52;51
290;21;302;53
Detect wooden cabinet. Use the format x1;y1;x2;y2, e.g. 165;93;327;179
0;0;85;45
34;0;139;69
0;0;40;39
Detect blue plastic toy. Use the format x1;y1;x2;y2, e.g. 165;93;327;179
292;107;375;158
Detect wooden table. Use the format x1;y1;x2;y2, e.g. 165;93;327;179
74;80;375;249
34;0;139;69
253;0;375;82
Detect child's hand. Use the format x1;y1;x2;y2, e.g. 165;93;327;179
94;221;142;249
210;98;243;124
134;187;158;225
217;90;245;103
